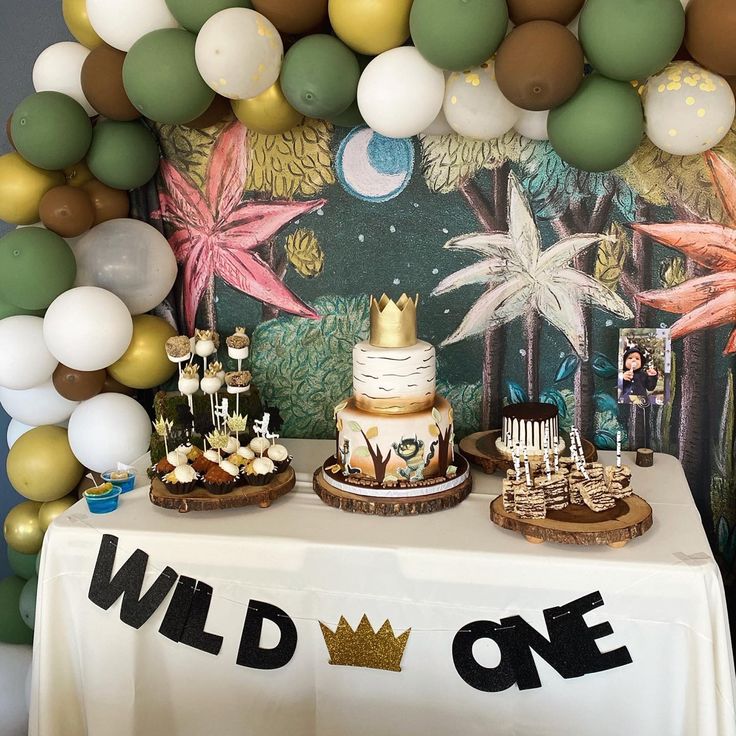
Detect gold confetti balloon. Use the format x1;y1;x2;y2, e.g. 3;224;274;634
443;60;520;141
644;61;735;155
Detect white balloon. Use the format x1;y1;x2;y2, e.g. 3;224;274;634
515;109;550;141
87;0;179;52
0;317;58;390
422;107;453;136
71;219;178;315
195;8;283;100
444;61;520;141
43;287;133;372
644;62;735;156
32;42;95;116
358;47;445;139
7;419;69;450
68;393;151;472
0;643;32;736
0;380;79;425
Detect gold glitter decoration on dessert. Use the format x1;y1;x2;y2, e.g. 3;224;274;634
319;615;410;672
226;327;250;349
166;335;191;358
195;328;220;348
227;413;248;434
369;293;418;348
205;429;230;450
204;362;222;378
181;364;200;379
153;416;173;438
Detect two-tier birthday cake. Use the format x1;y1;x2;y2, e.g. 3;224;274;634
314;293;471;512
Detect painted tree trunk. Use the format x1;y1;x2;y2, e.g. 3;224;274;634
360;430;391;483
436;424;452;475
201;274;217;331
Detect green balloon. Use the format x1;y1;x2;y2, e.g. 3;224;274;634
165;0;252;32
7;548;38;581
0;576;33;643
86;120;160;191
579;0;685;81
11;92;92;171
0;296;45;320
123;29;215;125
328;100;364;128
281;35;360;119
0;227;76;310
548;74;644;173
19;576;37;631
410;0;508;71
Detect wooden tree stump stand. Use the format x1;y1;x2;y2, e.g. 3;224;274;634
489;493;653;547
460;429;598;475
149;467;296;513
636;448;654;467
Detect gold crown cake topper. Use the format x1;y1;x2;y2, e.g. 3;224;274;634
369;293;418;348
319;614;411;672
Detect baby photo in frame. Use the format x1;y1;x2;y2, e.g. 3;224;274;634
618;328;672;406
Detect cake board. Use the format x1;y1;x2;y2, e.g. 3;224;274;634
313;455;472;516
150;467;296;513
489;493;653;548
460;429;598;475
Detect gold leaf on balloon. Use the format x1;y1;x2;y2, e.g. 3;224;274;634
285;228;324;278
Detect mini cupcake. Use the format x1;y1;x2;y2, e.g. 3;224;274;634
226;327;250;360
166;335;192;363
225;370;251;394
204;448;221;464
204;462;238;495
267;443;291;473
249;436;271;456
185;445;203;462
246;456;276;486
192;453;217;474
162;464;199;495
154;457;175;477
224;435;240;455
167;450;189;467
226;451;249;468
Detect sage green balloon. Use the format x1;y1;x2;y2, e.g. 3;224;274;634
579;0;685;81
123;29;215;125
281;35;360;118
11;92;92;171
19;576;37;631
0;227;76;310
7;548;38;581
410;0;508;71
0;576;33;643
0;296;45;320
548;74;644;173
165;0;252;32
328;100;364;128
86;120;160;191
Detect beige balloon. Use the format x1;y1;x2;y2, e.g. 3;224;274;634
39;494;78;533
3;501;44;555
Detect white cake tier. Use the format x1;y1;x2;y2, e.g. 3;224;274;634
352;339;435;414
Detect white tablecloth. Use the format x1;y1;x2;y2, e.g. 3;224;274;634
29;443;736;736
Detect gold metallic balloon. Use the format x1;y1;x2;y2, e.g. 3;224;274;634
7;426;85;503
328;0;413;55
62;0;103;50
3;501;44;555
64;160;95;188
107;314;177;389
38;494;78;533
0;153;65;225
231;82;303;135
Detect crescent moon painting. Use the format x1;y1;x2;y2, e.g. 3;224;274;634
335;127;415;203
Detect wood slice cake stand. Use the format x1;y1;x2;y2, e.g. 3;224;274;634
313;455;472;516
490;494;653;548
150;467;296;513
460;429;598;475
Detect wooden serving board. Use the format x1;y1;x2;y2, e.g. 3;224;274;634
313;465;472;517
489;493;653;547
460;429;598;475
149;467;296;513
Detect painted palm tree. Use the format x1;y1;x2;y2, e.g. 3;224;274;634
433;172;634;366
152;121;326;332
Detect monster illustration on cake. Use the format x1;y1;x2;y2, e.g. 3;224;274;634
316;293;471;506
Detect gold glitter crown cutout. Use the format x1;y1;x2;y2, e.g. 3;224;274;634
319;614;411;672
369;293;418;348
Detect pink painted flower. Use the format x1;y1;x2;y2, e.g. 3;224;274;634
152;122;325;332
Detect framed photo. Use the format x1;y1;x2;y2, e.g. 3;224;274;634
618;328;672;406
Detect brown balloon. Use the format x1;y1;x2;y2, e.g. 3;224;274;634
251;0;328;35
101;371;135;396
39;185;96;237
81;179;129;224
685;0;736;76
495;20;584;111
80;44;140;121
507;0;584;25
52;364;107;401
182;95;232;130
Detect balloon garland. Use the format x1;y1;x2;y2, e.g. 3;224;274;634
1;0;736;641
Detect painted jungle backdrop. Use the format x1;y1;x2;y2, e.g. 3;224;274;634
145;117;736;587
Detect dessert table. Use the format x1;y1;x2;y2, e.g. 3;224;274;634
29;441;736;736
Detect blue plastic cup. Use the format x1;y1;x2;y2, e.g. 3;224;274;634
101;470;136;493
84;486;121;514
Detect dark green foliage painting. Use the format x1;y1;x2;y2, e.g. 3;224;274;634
150;115;736;584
